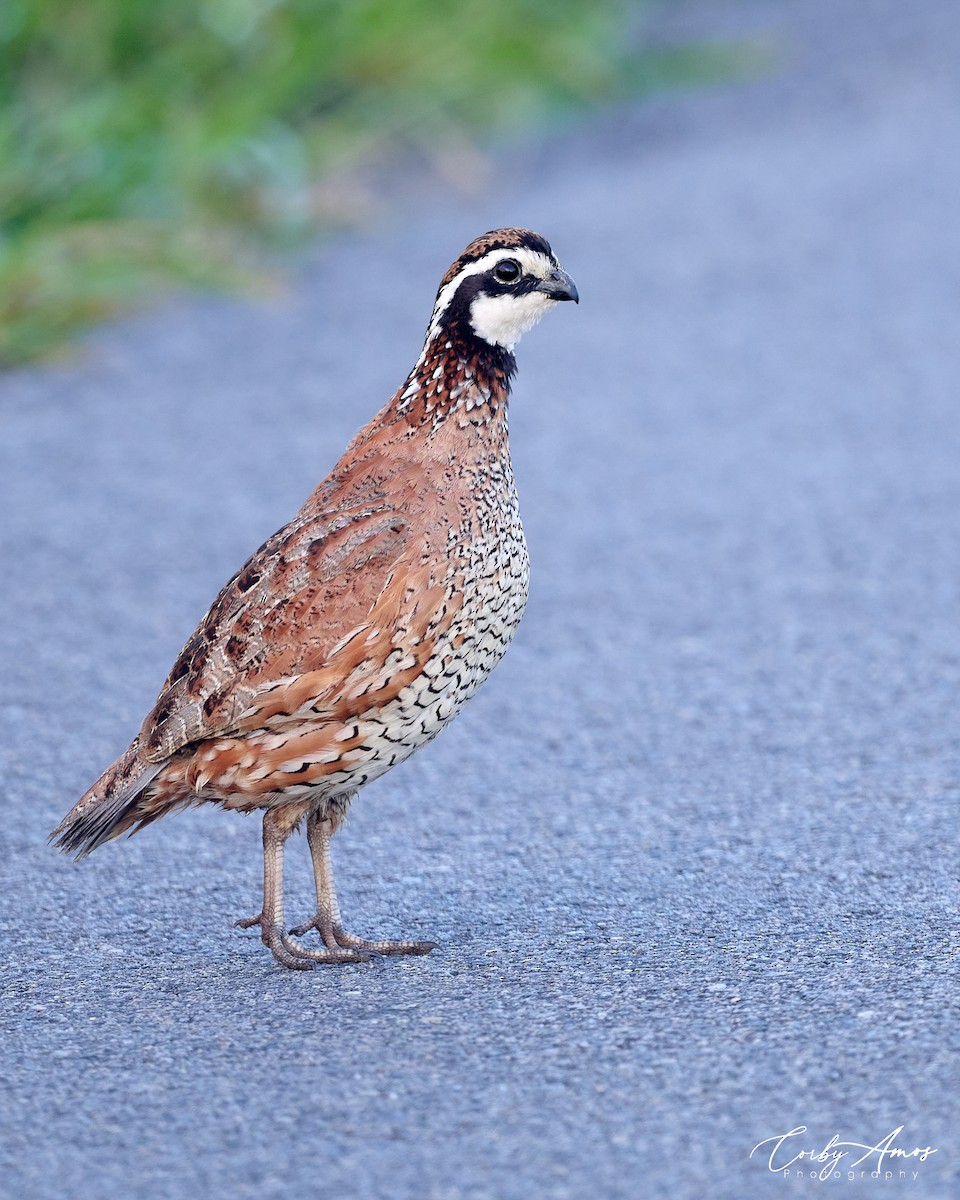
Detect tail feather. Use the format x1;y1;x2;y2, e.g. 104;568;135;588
51;742;165;860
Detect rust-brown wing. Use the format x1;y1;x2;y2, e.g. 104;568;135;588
138;498;417;763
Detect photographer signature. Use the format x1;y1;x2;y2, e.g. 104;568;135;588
750;1126;938;1181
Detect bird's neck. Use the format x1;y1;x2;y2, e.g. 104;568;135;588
388;322;516;432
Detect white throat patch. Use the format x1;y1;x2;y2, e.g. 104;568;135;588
468;290;555;351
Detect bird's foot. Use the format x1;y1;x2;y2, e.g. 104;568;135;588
289;911;437;957
234;913;372;969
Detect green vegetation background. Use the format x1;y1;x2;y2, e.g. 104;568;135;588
0;0;723;364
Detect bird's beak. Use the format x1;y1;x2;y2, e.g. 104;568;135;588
535;268;579;304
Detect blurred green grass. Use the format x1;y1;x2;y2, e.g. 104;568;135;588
0;0;733;365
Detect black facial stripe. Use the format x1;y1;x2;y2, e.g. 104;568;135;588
438;274;488;328
439;269;546;331
488;275;543;297
427;273;517;372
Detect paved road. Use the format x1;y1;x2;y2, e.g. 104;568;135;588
2;1;959;1196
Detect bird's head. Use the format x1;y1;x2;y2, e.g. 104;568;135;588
426;228;578;354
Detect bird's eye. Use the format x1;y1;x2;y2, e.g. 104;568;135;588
493;259;521;284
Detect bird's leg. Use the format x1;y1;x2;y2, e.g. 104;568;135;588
235;807;371;968
290;809;437;956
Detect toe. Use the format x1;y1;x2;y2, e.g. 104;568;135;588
283;932;372;965
287;917;318;937
336;932;438;956
265;932;316;970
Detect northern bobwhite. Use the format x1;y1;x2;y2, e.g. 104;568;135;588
52;228;578;969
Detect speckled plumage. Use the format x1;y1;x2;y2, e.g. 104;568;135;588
53;228;578;969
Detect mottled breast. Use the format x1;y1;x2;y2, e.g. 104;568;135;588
311;460;530;796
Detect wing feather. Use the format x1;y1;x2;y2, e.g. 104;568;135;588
139;496;416;762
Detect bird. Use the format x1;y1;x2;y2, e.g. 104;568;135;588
52;228;579;970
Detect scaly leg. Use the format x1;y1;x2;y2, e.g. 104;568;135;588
290;808;436;956
235;807;371;969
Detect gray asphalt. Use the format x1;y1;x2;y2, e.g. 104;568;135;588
2;1;959;1196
